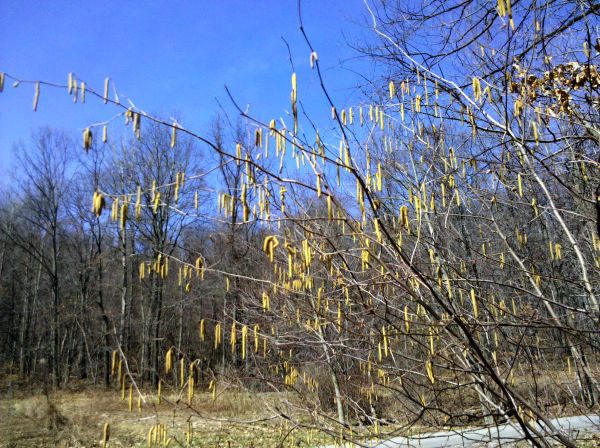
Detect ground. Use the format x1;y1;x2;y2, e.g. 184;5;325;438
0;385;337;447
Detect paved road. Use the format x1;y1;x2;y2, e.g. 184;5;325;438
319;414;600;448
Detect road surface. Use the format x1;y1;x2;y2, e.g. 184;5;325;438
318;414;600;447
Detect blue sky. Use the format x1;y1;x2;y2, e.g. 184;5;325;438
0;1;372;184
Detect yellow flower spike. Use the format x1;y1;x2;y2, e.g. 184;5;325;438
230;322;237;354
389;80;395;99
555;243;562;259
360;106;363;126
180;357;185;386
153;192;161;214
532;121;539;146
497;0;506;16
209;380;216;401
188;375;194;405
165;348;172;373
134;186;141;219
471;289;479;318
517;173;523;197
426;360;435;384
214;323;221;349
111;350;118;375
310;51;318;69
103;77;109;104
472;77;482;102
80;81;85;103
170;122;177;148
187;422;192;444
83;127;92;151
242;325;248;359
0;73;4;92
33;82;40;111
263;236;279;262
120;201;128;232
111;197;119;222
331;106;336;120
68;72;73;94
102;423;110;448
254;325;259;353
198;319;205;341
92;191;106;218
316;174;321;197
382;326;388;357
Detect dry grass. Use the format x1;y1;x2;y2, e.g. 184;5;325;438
1;369;598;447
0;387;337;447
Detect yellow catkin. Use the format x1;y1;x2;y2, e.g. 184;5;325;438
153;192;161;214
165;348;172;373
0;73;4;92
426;360;435;384
180;357;185;387
33;82;40;111
83;127;92;151
209;380;216;401
158;379;162;404
120;201;128;232
497;0;506;16
263;236;279;262
103;423;110;448
73;78;78;102
104;77;109;103
230;322;237;354
111;350;118;375
242;325;248;359
472;77;482;102
188;375;194;404
471;289;479;318
170;122;177;148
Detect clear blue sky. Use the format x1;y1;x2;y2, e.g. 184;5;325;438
0;1;372;183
